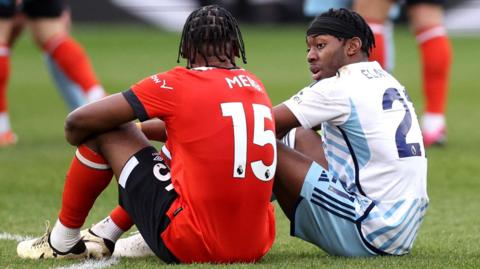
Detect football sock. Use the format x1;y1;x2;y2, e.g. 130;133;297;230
85;85;106;103
383;21;396;72
58;145;113;229
90;215;126;243
0;112;10;134
44;54;86;110
421;112;445;134
366;21;386;68
0;45;9;133
109;205;134;232
416;25;452;114
43;34;105;101
281;128;297;149
50;219;81;253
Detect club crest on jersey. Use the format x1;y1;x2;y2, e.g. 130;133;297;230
225;75;262;92
293;95;302;104
150;75;173;90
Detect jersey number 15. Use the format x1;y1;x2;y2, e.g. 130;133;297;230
221;102;277;182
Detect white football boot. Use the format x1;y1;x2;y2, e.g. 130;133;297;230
80;229;115;259
17;222;87;259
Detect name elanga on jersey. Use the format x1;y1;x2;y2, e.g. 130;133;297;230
225;75;262;92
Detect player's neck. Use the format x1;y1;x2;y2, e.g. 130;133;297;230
190;55;237;69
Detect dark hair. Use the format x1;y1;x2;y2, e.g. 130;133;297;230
307;8;375;57
177;5;247;68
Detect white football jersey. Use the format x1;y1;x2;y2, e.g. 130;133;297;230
284;61;428;254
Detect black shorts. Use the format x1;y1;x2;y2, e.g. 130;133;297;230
118;146;179;264
403;0;445;6
0;0;66;19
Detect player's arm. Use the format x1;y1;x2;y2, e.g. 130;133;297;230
65;93;136;146
274;104;301;139
137;118;167;142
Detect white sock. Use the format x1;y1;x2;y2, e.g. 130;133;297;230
50;219;81;253
90;216;125;243
0;112;11;134
281;128;297;149
421;113;445;133
85;85;106;103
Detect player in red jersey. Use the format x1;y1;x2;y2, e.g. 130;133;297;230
17;5;276;264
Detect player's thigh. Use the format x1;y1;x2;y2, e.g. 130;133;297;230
28;17;67;46
292;162;376;257
407;1;444;31
24;0;68;45
0;19;13;44
0;0;15;43
353;0;393;22
274;140;313;220
117;146;178;263
91;122;152;178
294;127;328;168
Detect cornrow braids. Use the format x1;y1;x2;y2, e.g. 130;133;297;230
177;5;247;68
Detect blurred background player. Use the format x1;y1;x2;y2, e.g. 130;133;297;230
0;0;106;147
353;0;452;146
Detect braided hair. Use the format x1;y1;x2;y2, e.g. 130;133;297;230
307;8;375;57
177;5;247;68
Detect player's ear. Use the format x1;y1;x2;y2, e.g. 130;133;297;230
346;37;362;56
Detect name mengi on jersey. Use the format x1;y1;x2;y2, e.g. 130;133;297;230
225;75;262;92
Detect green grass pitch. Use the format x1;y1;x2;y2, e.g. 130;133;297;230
1;24;480;268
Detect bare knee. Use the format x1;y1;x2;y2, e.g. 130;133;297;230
28;18;67;47
90;123;152;176
408;3;444;31
353;0;393;22
96;123;147;149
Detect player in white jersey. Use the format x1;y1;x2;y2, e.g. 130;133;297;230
273;8;428;256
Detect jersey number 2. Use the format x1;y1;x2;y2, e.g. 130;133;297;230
221;102;277;181
382;88;421;158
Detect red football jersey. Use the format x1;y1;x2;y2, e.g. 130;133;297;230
126;67;276;263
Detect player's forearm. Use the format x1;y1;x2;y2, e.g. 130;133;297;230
64;93;137;145
138;118;167;142
274;104;301;139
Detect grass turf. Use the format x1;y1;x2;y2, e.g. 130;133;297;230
1;24;480;268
